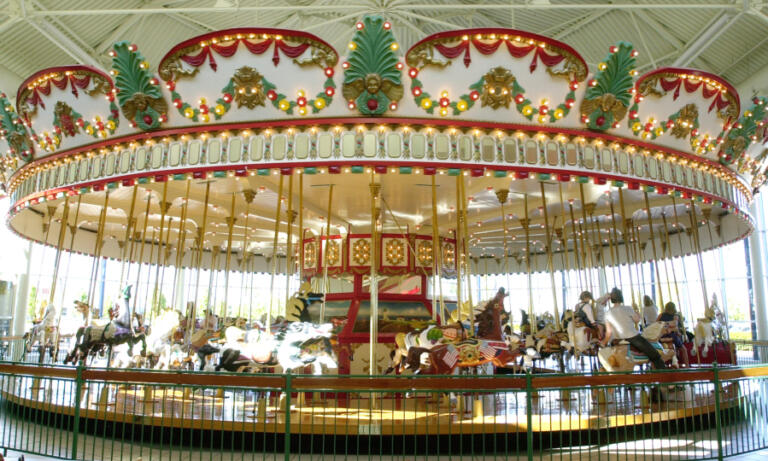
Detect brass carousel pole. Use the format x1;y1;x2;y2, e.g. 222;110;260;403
297;175;304;282
632;224;648;299
268;175;285;328
574;191;594;293
87;191;110;313
285;175;295;312
48;197;70;306
659;227;675;307
617;189;637;310
562;189;584;293
159;217;173;314
55;195;82;342
191;182;211;330
688;200;709;306
369;177;381;377
151;182;169;314
33;205;56;314
608;195;625;293
643;192;665;308
144;227;156;319
671;196;696;327
672;195;701;340
593;209;615;288
319;183;333;323
496;188;512;331
240;189;254;323
170;181;190;311
119;186;139;289
459;175;473;316
557;182;583;292
455;176;463;322
433;177;445;324
539;182;560;330
132;189;153;316
521;194;535;334
222;193;237;318
661;211;682;308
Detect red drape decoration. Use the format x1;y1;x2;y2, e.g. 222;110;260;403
434;40;471;67
529;47;565;73
24;73;95;110
179;37;311;71
432;38;565;71
658;76;732;113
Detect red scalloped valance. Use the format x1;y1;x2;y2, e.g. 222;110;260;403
178;38;311;74
23;74;93;110
433;38;565;71
658;76;732;113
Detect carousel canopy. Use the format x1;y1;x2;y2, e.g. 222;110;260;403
0;3;767;275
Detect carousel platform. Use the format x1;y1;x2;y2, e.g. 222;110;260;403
1;363;766;458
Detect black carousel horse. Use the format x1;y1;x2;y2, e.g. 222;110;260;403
63;286;146;365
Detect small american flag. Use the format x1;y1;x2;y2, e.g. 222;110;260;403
441;345;459;367
479;342;505;360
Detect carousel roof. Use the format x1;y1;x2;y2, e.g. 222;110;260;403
0;1;767;96
0;3;766;275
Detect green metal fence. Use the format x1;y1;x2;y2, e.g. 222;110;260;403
1;361;767;461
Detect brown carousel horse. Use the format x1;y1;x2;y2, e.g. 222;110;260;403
393;288;522;375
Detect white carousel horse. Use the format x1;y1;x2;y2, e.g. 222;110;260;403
597;321;678;372
692;294;724;358
217;321;337;374
22;302;58;360
216;290;337;374
143;309;183;369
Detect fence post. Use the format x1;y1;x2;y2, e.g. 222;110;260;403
71;362;84;460
712;362;724;461
526;372;533;461
284;372;292;461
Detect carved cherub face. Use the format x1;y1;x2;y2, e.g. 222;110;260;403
365;74;382;94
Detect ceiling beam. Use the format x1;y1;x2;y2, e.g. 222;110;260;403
25;18;102;68
28;4;742;18
553;9;610;39
672;12;743;67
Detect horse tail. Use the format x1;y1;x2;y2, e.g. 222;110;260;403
394;333;407;352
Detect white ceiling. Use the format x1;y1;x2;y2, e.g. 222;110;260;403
1;1;768;100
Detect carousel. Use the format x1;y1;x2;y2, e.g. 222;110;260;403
0;14;766;453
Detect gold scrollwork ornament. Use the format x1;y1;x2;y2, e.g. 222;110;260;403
232;66;266;109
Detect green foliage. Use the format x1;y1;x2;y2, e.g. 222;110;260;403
343;15;403;116
111;41;167;130
720;96;768;165
344;16;400;84
584;42;635;105
582;42;636;131
112;41;161;105
0;92;33;160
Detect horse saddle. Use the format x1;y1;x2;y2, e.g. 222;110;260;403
626;341;664;361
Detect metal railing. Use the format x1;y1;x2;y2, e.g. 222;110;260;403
1;361;767;461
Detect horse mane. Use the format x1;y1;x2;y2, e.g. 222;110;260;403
475;288;504;339
286;291;323;322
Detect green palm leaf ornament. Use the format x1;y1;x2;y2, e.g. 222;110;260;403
0;92;33;163
580;42;637;131
111;41;168;130
720;96;768;166
342;16;404;115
